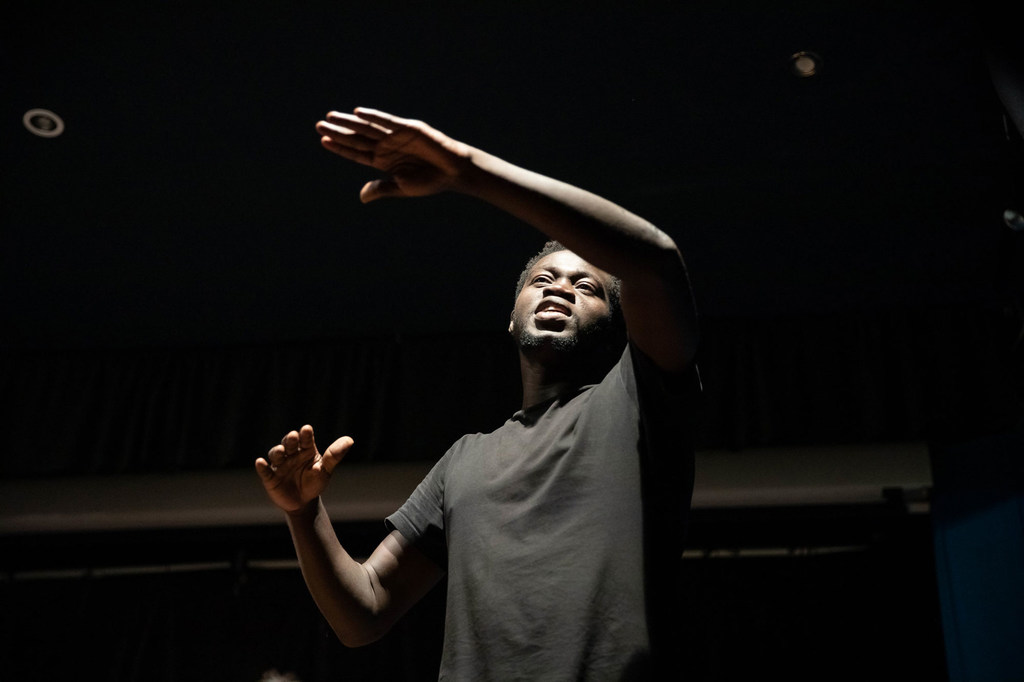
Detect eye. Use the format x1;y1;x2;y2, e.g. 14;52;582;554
576;280;598;294
532;274;552;286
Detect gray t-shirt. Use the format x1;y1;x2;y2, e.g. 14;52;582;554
387;344;697;681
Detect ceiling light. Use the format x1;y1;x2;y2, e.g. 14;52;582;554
1005;209;1024;232
23;108;65;138
790;51;821;78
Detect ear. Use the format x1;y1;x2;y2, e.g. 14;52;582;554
508;312;514;335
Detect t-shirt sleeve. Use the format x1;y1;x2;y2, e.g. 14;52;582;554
385;448;452;571
625;340;702;408
622;340;701;535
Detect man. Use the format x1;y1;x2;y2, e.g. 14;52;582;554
256;108;699;680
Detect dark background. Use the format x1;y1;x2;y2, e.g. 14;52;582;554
3;1;1021;350
2;1;1022;680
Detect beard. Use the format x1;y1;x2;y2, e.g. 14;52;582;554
513;309;625;369
516;325;583;353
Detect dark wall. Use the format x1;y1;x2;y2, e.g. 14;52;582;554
4;2;1018;351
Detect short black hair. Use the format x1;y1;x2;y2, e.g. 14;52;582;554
513;241;622;317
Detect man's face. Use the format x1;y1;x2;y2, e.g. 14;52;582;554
510;250;615;354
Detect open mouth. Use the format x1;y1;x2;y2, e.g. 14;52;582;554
535;301;571;319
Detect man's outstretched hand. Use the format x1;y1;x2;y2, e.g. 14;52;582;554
256;425;353;514
315;107;475;203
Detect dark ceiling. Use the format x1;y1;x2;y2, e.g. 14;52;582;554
3;1;1021;350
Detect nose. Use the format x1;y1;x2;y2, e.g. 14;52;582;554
543;277;575;303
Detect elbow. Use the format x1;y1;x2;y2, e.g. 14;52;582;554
334;619;392;648
337;633;380;649
625;234;687;287
325;597;396;648
628;226;683;272
648;226;680;256
331;598;400;648
328;561;401;647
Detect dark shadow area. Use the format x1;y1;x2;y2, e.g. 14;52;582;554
1;507;944;681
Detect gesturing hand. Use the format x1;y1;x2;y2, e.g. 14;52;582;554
315;107;474;203
256;425;354;514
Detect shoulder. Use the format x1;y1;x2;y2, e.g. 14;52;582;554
599;342;702;410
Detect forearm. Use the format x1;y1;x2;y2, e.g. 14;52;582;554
459;148;698;367
285;498;386;646
459;149;682;282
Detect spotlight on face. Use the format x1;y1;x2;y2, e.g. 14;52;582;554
790;51;821;78
23;109;65;138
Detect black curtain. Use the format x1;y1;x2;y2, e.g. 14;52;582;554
2;304;1017;478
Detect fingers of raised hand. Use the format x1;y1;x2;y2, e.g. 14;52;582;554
266;443;288;468
317;121;380;154
321;436;354;474
359;178;401;203
351;108;417;133
316;115;384;168
265;426;315;470
321;111;391;142
254;456;274;480
298;424;317;452
280;430;301;457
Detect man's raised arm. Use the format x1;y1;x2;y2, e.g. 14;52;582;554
256;425;443;646
316;108;697;371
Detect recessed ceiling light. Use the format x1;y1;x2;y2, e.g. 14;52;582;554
23;108;65;138
790;51;821;78
1005;208;1024;232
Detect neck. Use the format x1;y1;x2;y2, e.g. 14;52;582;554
518;346;596;409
